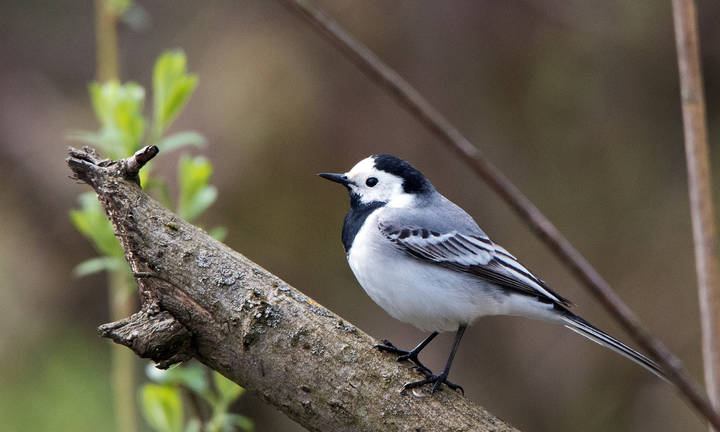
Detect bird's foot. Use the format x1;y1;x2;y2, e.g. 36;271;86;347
374;339;433;376
402;372;464;395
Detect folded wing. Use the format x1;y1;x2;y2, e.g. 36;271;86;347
380;222;571;307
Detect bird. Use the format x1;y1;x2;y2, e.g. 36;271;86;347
319;154;665;394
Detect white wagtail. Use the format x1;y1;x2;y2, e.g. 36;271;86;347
319;154;665;394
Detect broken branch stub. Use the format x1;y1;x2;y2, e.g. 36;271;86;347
97;310;193;369
67;146;519;432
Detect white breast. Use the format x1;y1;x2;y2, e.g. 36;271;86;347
347;210;556;332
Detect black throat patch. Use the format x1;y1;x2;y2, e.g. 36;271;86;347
342;193;385;253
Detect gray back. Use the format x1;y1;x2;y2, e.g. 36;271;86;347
379;192;486;236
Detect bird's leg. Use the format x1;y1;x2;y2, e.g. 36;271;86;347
375;331;438;376
403;325;466;395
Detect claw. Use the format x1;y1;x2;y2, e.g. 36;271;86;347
379;339;396;348
402;373;464;395
376;327;465;397
373;340;404;356
374;339;435;377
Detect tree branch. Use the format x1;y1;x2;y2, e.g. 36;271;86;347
67;146;519;432
672;0;720;428
275;0;720;427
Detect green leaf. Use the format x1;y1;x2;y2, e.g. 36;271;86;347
152;51;198;138
88;80;146;159
138;162;152;191
183;186;217;222
146;363;208;396
177;156;216;222
226;414;254;432
178;155;212;199
69;192;124;258
73;256;126;277
144;177;172;208
213;372;243;404
208;226;227;242
156;131;206;154
140;384;184;432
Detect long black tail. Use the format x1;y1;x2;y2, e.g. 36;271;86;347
558;308;666;380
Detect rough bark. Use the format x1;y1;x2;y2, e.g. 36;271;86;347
67;146;519;432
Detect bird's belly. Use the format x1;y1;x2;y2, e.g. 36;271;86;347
347;234;505;332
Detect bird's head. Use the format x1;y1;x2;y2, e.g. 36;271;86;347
319;154;434;207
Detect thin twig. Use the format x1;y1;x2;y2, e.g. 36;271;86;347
276;0;720;427
94;0;119;82
672;0;720;428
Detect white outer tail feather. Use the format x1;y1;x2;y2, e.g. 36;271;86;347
560;314;667;381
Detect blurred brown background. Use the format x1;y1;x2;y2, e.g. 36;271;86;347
1;0;719;430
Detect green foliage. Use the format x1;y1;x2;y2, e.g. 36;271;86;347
157;131;206;154
210;371;245;410
89;80;146;160
146;362;208;395
143;364;252;432
69;50;223;277
177;156;218;222
208;226;228;242
152;51;198;142
70;192;123;258
69;48;238;431
70;192;129;278
69;50;202;164
141;384;184;432
69;48;236;431
73;256;127;278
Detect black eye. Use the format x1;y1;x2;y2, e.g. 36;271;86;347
366;177;378;187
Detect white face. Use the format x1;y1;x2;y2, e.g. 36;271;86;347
345;157;413;207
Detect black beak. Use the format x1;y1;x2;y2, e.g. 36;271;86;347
318;172;352;186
